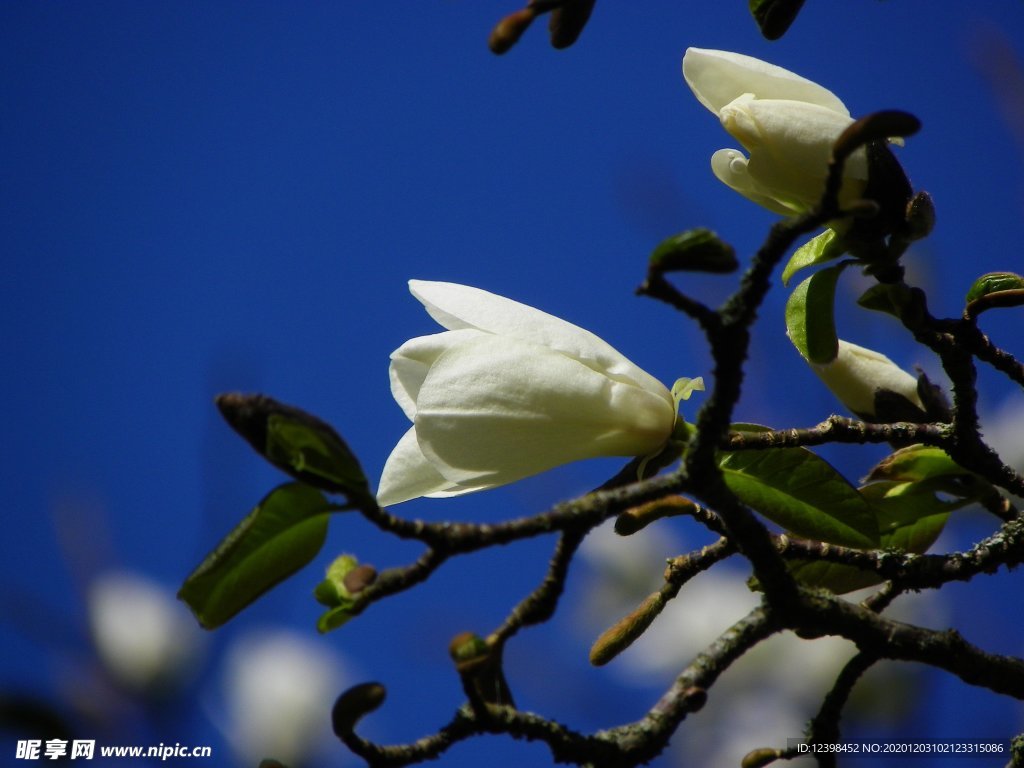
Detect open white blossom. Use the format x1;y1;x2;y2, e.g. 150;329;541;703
683;47;866;215
811;339;923;420
377;280;679;506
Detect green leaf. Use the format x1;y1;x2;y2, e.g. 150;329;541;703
265;412;368;496
856;282;911;318
781;229;846;287
649;228;738;274
216;393;371;501
866;445;971;484
965;272;1024;304
179;482;332;629
719;425;879;548
785;263;847;364
964;272;1024;318
317;605;356;634
749;0;807;40
789;480;953;594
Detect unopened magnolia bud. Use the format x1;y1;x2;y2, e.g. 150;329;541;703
342;564;377;595
615;496;698;535
216;393;369;498
314;556;376;632
810;340;925;423
748;0;806;40
332;683;386;737
489;8;536;54
315;555;359;607
449;632;514;708
589;592;665;666
742;747;780;768
904;191;936;241
547;0;595;49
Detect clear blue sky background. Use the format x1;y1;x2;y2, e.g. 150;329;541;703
3;2;1024;766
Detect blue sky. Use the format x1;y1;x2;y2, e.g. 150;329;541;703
3;2;1024;766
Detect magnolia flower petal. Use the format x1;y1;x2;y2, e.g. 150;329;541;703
377;427;493;506
722;98;855;160
408;280;665;394
413;335;675;487
716;97;866;212
811;340;923;419
683;48;848;117
737;98;863;176
711;149;800;215
389;329;487;420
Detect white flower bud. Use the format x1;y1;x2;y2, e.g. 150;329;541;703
377;281;679;506
811;340;923;420
683;47;867;215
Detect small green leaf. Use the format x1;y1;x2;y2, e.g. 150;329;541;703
964;272;1024;318
789;480;953;594
317;605;356;634
865;481;955;549
649;228;738;274
785;263;847;364
179;482;332;629
749;0;807;40
966;272;1024;304
866;445;970;484
782;229;846;287
216;393;371;501
720;425;879;548
856;282;911;318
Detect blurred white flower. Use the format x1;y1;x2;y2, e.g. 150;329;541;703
87;570;204;696
981;396;1024;472
222;628;347;767
683;47;866;215
377;280;679;506
810;339;923;420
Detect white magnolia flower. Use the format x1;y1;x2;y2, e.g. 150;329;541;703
811;339;923;420
87;570;204;696
222;629;346;767
377;281;680;506
683;47;866;215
